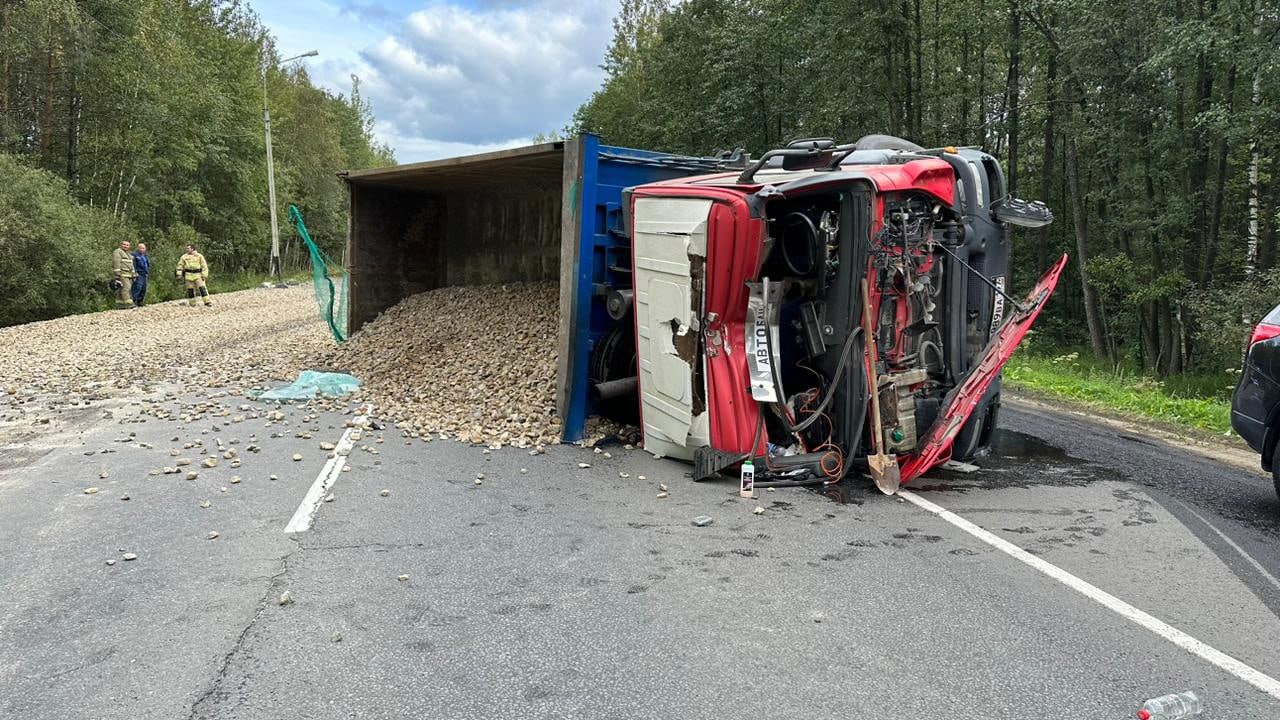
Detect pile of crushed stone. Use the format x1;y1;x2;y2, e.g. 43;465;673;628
327;283;563;448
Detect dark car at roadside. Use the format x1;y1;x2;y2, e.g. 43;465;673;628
1231;304;1280;499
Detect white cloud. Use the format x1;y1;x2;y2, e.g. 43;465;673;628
377;132;535;163
254;0;618;163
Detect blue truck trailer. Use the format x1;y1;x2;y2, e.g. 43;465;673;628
340;134;735;442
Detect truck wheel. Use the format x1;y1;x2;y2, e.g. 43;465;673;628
589;322;639;425
950;393;999;462
950;410;985;463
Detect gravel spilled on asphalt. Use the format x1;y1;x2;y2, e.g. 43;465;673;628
0;281;629;449
0;285;335;429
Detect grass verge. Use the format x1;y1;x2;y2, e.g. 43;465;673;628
1003;351;1236;436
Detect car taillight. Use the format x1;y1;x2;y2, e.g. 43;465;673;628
1250;322;1280;347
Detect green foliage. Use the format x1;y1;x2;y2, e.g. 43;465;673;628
575;0;1280;381
0;155;136;324
0;0;394;326
1187;268;1280;371
1005;350;1234;435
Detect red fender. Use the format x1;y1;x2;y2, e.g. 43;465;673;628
898;253;1070;484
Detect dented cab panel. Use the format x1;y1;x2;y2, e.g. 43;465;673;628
631;196;713;459
630;191;767;461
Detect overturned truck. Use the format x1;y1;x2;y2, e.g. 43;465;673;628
622;136;1065;492
341;134;1065;492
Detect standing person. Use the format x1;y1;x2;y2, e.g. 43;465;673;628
175;244;212;307
111;240;136;310
131;243;150;308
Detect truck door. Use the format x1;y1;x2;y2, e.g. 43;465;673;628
631;196;715;460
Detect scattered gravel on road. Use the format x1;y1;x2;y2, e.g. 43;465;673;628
2;283;638;482
0;286;333;427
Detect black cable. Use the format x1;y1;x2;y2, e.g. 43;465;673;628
768;325;864;435
735;407;767;464
780;212;819;276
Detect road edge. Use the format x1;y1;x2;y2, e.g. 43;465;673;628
1003;392;1265;476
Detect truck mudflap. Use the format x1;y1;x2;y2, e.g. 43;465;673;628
897;253;1069;485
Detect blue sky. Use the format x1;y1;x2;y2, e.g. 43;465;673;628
251;0;619;164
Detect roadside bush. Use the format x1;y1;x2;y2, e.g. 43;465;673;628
1186;269;1280;371
0;154;137;326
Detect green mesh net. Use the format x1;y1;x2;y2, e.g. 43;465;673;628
288;204;347;343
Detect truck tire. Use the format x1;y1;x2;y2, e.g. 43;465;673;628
589;322;639;425
951;392;1000;462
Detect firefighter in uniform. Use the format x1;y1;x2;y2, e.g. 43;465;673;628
175;244;213;306
111;240;136;310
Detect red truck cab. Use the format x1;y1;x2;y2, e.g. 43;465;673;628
623;136;1066;491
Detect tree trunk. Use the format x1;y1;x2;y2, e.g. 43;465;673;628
1201;61;1237;285
886;15;901;137
901;0;914;139
1186;0;1218;286
931;0;941;141
1262;222;1278;273
959;22;971;144
65;71;78;186
1005;0;1021;196
1037;50;1056;271
1143;153;1168;374
1;0;9;142
1246;5;1262;284
913;0;923;139
40;48;55;158
1065;131;1108;359
974;0;987;142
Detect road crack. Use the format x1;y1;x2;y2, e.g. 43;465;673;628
187;539;301;720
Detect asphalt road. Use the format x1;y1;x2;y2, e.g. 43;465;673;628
2;394;1279;719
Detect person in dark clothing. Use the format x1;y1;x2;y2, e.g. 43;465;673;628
131;243;150;308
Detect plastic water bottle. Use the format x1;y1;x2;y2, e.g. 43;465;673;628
740;459;755;498
1136;691;1202;719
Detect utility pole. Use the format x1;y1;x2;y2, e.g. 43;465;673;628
263;50;318;285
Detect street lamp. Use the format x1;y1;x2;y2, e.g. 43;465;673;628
263;49;319;285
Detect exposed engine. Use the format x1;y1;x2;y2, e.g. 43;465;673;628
869;193;949;455
747;189;963;482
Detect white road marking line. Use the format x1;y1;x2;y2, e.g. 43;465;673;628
283;405;372;534
899;489;1280;701
1176;501;1280;596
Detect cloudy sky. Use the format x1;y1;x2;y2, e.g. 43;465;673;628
252;0;619;163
